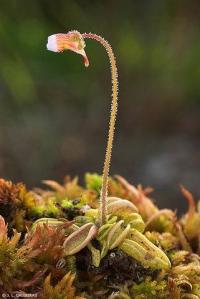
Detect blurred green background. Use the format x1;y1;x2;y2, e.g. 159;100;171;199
1;0;200;210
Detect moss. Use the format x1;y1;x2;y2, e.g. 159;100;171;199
131;280;167;298
0;174;200;298
85;173;102;194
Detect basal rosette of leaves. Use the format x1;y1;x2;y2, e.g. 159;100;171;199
0;173;200;299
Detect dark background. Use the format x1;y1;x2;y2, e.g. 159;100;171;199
1;0;200;211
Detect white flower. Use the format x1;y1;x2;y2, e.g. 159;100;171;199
46;30;89;67
46;34;59;52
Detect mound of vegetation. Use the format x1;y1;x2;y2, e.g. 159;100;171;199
0;173;199;298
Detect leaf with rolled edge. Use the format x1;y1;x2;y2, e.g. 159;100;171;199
106;197;145;232
107;197;138;217
108;221;131;250
124;212;145;233
30;218;77;235
96;215;118;241
120;239;170;270
107;220;124;247
120;228;171;270
97;218;131;257
100;241;109;259
87;243;101;267
31;218;65;231
63;223;98;255
97;222;115;241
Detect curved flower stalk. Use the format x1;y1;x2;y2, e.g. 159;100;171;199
47;30;118;225
46;30;171;272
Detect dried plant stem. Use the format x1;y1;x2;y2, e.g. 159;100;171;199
82;33;119;225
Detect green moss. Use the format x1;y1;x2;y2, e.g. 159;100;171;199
61;199;73;209
85;172;102;194
0;175;200;298
31;205;46;216
131;280;167;298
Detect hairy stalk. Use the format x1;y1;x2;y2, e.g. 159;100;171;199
82;33;119;225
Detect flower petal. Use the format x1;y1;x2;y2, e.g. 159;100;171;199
47;35;58;52
47;31;89;67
